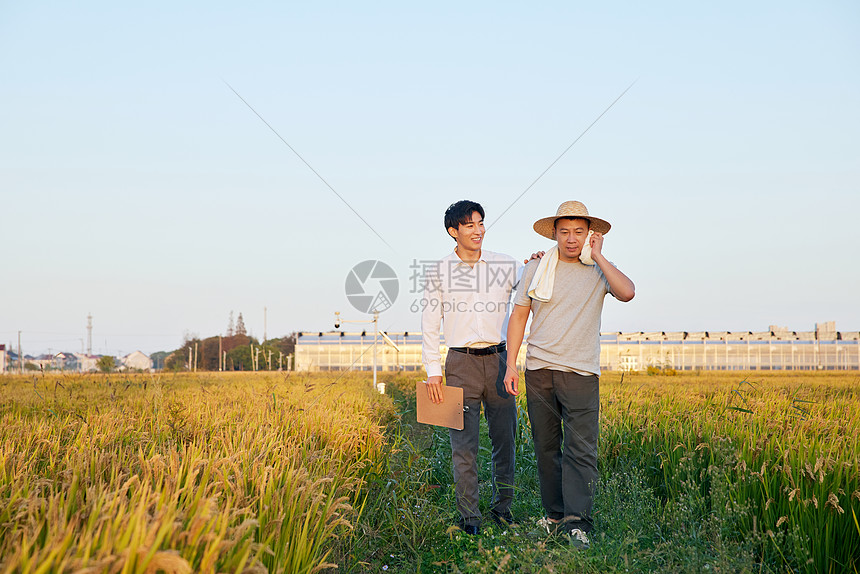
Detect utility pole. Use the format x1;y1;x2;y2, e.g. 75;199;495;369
87;313;93;355
333;311;384;393
188;347;192;371
194;342;198;372
373;311;378;390
18;331;23;374
219;336;223;372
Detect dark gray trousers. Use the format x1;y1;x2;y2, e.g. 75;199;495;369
444;350;517;526
525;368;599;532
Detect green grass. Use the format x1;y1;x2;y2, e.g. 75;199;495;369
337;372;860;573
2;371;857;573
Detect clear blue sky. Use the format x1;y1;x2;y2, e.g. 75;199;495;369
2;1;858;357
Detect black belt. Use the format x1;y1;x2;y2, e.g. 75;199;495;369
449;342;506;356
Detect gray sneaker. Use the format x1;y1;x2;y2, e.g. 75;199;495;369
568;528;590;550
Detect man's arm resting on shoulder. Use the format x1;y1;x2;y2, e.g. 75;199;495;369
504;303;531;395
523;250;545;264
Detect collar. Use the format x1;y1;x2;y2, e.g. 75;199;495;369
447;249;488;267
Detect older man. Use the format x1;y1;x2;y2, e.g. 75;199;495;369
504;200;635;548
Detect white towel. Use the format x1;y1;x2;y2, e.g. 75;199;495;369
527;246;558;302
579;230;595;266
527;231;595;303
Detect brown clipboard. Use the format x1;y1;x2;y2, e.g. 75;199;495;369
416;381;464;430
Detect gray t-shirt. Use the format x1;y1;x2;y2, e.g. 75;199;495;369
514;258;611;375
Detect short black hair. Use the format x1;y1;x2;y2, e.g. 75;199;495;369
444;200;485;236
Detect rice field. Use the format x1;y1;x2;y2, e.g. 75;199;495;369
0;372;394;573
1;370;858;573
598;371;860;573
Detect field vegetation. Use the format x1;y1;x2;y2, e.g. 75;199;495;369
0;372;392;573
1;370;858;573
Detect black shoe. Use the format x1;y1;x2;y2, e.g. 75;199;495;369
566;527;591;550
490;510;516;527
457;519;480;535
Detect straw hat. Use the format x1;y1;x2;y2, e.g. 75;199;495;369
533;201;611;239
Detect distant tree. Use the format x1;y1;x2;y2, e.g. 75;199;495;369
164;350;186;372
236;313;247;336
226;344;253;371
159;331;299;373
197;335;228;371
227;311;235;337
97;356;116;373
162;334;263;372
222;333;251;354
164;337;215;371
150;351;170;370
267;334;296;358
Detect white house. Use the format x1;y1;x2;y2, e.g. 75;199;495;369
74;354;100;372
121;351;153;372
52;352;79;371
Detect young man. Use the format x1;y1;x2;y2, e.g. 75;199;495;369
503;200;635;548
422;200;520;535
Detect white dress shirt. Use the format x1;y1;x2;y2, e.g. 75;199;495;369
421;249;522;378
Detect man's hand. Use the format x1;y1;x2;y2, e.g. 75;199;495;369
589;232;604;260
523;250;546;264
426;375;444;404
589;231;636;301
503;364;519;396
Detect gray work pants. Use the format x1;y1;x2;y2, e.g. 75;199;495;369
444;349;517;526
525;368;599;532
